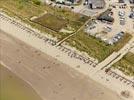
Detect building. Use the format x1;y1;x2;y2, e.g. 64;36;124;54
129;0;134;3
68;0;76;3
118;0;125;3
88;0;105;9
97;9;114;23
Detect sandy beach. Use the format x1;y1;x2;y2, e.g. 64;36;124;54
0;30;123;100
0;11;134;100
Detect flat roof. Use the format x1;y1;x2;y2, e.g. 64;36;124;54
88;0;105;7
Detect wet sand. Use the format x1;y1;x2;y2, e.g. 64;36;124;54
0;65;42;100
0;30;122;100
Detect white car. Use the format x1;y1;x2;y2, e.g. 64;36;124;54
118;11;125;17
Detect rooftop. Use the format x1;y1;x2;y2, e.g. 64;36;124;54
88;0;105;7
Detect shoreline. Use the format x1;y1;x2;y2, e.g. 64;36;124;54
0;63;43;100
0;30;123;100
0;12;133;100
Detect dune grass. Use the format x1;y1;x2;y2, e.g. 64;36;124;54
0;0;89;39
113;52;134;76
33;13;67;32
66;31;132;62
0;0;132;62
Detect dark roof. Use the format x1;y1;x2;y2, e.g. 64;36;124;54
97;9;114;22
88;0;105;7
129;0;134;3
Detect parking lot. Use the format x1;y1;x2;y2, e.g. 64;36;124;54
85;1;134;45
111;3;134;33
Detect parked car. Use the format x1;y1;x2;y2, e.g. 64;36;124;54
118;11;125;17
120;18;125;25
129;12;134;19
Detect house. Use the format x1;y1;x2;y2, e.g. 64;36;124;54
88;0;105;9
97;9;114;23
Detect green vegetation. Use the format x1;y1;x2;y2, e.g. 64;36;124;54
0;0;89;39
0;0;132;62
33;13;67;32
113;52;134;76
32;0;41;5
0;65;42;100
66;31;132;62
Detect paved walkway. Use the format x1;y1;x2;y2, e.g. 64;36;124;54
0;12;134;100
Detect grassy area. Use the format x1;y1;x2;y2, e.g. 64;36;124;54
0;0;89;39
0;0;44;18
66;31;132;62
33;13;67;32
0;65;42;100
113;52;134;76
0;0;132;62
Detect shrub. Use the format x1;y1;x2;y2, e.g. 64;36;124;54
32;0;41;5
